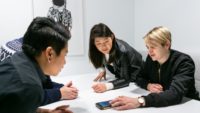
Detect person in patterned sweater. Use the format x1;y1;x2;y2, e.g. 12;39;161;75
47;0;72;30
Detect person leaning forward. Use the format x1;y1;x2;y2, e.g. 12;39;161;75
0;17;76;113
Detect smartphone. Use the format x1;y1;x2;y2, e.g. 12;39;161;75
96;100;112;110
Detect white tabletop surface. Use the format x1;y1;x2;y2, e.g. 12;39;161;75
40;73;200;113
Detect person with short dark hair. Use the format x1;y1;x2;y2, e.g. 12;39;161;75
0;17;76;113
89;23;143;93
0;37;78;105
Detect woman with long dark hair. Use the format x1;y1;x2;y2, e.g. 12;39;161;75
89;23;143;93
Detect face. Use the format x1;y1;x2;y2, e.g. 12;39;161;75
145;40;169;63
94;37;113;54
48;45;68;76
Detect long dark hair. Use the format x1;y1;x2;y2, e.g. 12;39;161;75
22;17;71;59
89;23;116;68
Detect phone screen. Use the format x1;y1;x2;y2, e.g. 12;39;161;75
96;100;112;110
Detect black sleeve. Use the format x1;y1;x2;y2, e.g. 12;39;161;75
144;56;195;107
136;56;151;89
111;78;130;89
0;84;43;113
111;49;143;89
42;77;63;105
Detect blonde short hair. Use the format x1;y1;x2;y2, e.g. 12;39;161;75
144;26;171;47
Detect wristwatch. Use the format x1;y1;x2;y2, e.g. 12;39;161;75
138;97;145;107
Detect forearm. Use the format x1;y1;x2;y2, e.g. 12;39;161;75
42;89;61;105
135;76;149;89
52;82;64;88
111;78;130;89
143;90;182;107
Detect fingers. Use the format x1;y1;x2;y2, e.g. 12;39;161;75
114;104;128;110
94;71;106;81
37;106;72;113
94;74;102;81
67;88;78;99
155;84;163;90
65;81;79;93
52;105;73;113
110;97;127;110
92;83;106;93
36;108;50;113
65;81;72;87
110;96;137;110
65;92;78;99
60;85;79;100
147;83;163;93
55;105;69;110
64;109;73;113
110;96;123;105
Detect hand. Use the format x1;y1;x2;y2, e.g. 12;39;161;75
147;83;163;93
50;105;73;113
65;81;73;87
60;81;78;100
110;96;140;110
37;105;73;113
92;82;107;93
94;71;106;81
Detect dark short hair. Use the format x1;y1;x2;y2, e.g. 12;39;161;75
89;23;116;68
53;0;65;7
22;17;71;58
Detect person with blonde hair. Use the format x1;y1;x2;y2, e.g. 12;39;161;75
110;26;199;110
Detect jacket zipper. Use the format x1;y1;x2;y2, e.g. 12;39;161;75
158;67;161;82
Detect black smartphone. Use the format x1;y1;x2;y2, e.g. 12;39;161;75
96;100;112;110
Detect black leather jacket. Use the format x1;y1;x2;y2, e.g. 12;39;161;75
105;39;143;89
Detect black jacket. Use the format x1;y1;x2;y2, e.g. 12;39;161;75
106;39;143;89
0;52;45;113
136;49;199;107
0;38;64;105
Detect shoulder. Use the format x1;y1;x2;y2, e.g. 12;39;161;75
0;56;43;92
116;39;135;52
169;50;195;71
115;39;142;60
170;49;194;63
11;52;45;86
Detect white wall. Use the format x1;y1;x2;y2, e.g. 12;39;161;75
0;0;33;44
84;0;134;47
2;0;200;76
0;0;134;76
0;0;84;56
134;0;200;53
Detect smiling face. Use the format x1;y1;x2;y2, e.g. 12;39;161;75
94;37;113;55
144;26;172;64
145;39;169;63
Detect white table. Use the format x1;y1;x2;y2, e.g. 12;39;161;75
40;73;200;113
